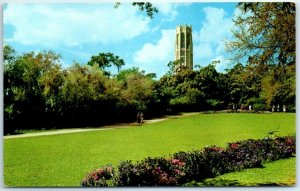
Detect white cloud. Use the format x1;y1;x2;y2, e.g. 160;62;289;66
133;29;175;77
152;2;190;22
4;3;150;47
199;7;232;43
194;42;213;59
210;55;230;72
193;7;234;68
153;3;178;21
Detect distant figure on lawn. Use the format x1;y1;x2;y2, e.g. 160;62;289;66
137;112;144;124
277;104;280;112
283;105;286;112
249;105;252;111
140;112;144;123
272;105;275;112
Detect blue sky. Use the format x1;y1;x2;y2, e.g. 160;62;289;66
3;2;238;78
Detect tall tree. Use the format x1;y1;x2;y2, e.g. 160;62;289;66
4;50;62;133
113;55;125;73
117;68;154;112
226;2;295;110
260;64;295;109
87;53;125;75
3;45;16;63
226;2;295;66
167;58;184;75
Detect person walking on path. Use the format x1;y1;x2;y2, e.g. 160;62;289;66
137;111;144;124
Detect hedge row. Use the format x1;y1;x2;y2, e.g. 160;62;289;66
81;135;295;187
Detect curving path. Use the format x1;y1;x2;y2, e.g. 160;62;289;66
4;112;200;139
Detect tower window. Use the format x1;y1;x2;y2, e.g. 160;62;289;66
180;51;185;57
187;33;190;49
180;33;185;48
180;51;185;64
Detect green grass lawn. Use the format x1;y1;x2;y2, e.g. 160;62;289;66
4;113;296;186
185;157;296;186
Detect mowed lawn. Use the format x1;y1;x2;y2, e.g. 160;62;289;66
4;113;296;186
186;157;296;186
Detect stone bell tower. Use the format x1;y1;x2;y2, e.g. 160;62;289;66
175;24;193;71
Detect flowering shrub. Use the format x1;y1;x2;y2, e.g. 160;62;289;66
173;150;209;181
81;135;295;187
225;136;296;172
81;166;115;186
116;157;186;186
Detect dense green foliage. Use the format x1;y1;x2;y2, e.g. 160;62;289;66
87;52;125;75
81;135;295;186
4;113;295;186
4;45;295;134
226;2;295;110
4;46;160;134
227;2;295;66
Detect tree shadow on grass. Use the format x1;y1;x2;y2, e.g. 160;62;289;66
6;131;23;135
185;179;293;187
256;182;295;186
185;179;241;187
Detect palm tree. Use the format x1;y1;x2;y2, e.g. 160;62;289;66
114;56;125;73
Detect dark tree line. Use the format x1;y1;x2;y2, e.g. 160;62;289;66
3;47;159;134
162;59;295;113
4;46;295;135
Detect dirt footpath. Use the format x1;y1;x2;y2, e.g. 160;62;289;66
4;112;200;139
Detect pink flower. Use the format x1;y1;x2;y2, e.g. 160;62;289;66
92;173;99;181
286;138;293;145
152;167;162;174
171;159;180;164
230;143;239;149
175;169;181;174
98;169;103;174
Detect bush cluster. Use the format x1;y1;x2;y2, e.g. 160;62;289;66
82;135;295;187
81;166;115;186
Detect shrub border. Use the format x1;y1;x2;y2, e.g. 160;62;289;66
81;135;295;187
